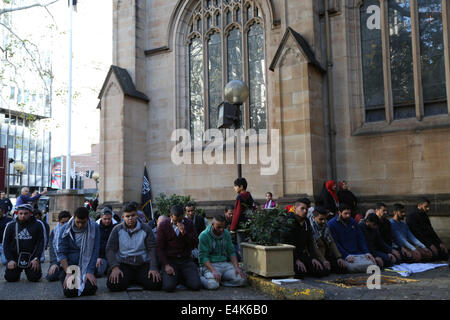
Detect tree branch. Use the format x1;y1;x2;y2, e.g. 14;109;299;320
0;21;51;94
0;0;61;16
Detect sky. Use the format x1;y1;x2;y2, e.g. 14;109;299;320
36;0;112;157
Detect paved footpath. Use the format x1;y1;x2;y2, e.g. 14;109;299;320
300;264;450;300
0;254;272;300
0;253;448;300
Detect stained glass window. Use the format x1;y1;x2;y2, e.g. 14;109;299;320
208;32;222;129
248;23;266;130
360;0;386;122
389;0;416;119
187;0;266;137
418;0;447;116
227;28;243;81
189;37;204;141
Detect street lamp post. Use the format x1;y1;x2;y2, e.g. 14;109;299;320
218;80;249;179
92;172;99;192
13;161;26;195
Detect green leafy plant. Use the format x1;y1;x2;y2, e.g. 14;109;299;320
242;207;295;246
155;193;203;217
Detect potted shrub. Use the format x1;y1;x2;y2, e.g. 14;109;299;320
240;207;296;277
155;193;205;218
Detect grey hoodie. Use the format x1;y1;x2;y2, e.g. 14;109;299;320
106;221;158;271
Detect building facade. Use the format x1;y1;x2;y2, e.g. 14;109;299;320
99;0;450;243
0;1;53;195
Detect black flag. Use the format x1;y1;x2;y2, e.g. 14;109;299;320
68;0;77;11
141;166;153;221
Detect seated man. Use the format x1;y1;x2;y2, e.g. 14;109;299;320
106;202;162;292
374;203;401;262
0;203;13;265
407;198;449;261
95;209;116;277
185;202;207;264
263;192;277;209
58;207;100;298
282;199;329;279
328;204;376;273
198;215;246;290
33;209;50;263
224;205;234;230
3;204;44;282
390;203;432;262
185;202;207;237
359;213;397;269
157;205;201;292
46;211;71;282
308;206;347;274
223;205;241;262
152;215;170;239
96;207;119;225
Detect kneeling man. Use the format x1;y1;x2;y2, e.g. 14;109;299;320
106;202;161;291
198;215;246;290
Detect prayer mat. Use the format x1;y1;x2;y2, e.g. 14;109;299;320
319;275;418;289
127;285;144;292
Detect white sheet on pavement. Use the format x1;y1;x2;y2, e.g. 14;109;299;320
389;263;448;277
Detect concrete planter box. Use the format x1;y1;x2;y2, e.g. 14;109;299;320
241;242;295;278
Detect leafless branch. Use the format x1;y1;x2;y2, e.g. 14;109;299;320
0;0;61;16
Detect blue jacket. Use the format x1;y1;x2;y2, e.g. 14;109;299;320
57;222;100;274
15;194;42;207
390;218;426;251
328;216;369;258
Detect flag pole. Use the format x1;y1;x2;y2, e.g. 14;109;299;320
65;0;73;189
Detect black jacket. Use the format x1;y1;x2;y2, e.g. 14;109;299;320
337;190;358;213
192;215;206;238
406;208;442;248
359;221;393;255
320;186;338;216
0;198;13;212
376;216;393;246
281;214;319;261
99;221;116;259
3;216;45;262
0;216;13;244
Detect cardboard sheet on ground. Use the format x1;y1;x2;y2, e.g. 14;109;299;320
387;263;448;277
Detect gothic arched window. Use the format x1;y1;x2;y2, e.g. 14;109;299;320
187;0;266;140
359;0;448;123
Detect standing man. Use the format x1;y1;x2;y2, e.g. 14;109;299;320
230;178;254;232
46;211;71;281
390;204;432;262
407;198;449;261
95;209;116;277
0;192;13;216
58;207;100;298
106;202;162;292
3;204;44;282
198;215;246;289
328;204;376;273
15;187;47;208
282;199;329;279
157;205;201;292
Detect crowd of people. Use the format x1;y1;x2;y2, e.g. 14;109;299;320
0;180;449;297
